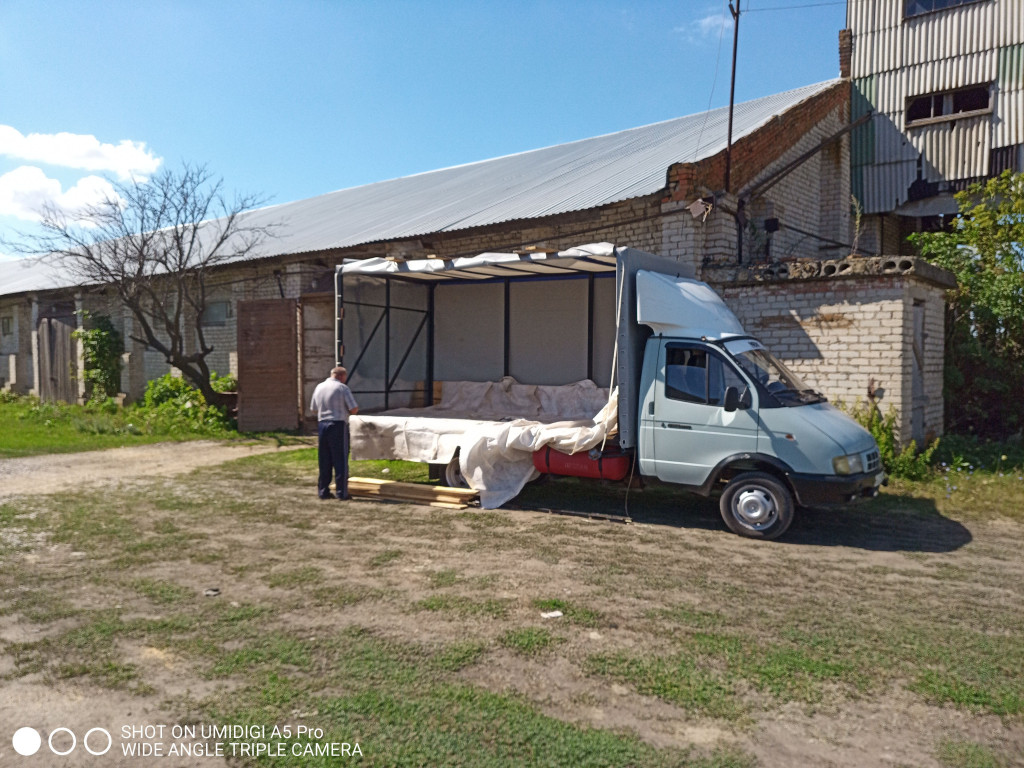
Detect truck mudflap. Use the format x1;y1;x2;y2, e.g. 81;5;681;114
787;470;886;506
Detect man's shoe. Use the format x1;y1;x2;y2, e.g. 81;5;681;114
319;494;332;500
337;494;351;500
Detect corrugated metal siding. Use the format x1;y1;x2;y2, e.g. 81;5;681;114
997;43;1024;146
849;0;1024;213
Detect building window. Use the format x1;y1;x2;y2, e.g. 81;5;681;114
906;84;992;126
1;317;12;336
905;0;987;18
200;301;232;327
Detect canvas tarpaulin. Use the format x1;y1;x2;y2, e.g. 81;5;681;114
349;378;617;508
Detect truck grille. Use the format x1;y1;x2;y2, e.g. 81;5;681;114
864;449;881;473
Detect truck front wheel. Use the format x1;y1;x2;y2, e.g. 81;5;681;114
719;472;794;540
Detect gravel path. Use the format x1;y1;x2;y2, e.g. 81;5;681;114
0;440;300;501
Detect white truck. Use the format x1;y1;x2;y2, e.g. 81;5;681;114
336;243;883;539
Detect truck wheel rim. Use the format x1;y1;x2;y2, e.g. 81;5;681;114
445;460;467;489
733;488;777;530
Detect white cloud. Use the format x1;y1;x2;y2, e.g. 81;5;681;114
0;165;120;223
0;126;161;180
675;11;732;44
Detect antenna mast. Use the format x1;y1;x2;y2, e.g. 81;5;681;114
724;0;741;193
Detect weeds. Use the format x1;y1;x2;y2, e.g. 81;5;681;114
499;627;565;656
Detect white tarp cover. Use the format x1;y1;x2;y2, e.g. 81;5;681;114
350;378;617;508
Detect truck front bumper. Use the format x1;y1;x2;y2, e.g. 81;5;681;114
788;470;886;507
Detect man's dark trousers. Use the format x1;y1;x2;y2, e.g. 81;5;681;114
318;420;350;499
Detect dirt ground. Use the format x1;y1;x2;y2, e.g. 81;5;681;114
0;440;296;502
1;442;1022;768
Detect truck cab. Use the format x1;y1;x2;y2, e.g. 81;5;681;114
634;271;883;539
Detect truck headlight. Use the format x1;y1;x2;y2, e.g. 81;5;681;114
832;453;865;475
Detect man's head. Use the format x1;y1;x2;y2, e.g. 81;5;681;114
331;366;348;383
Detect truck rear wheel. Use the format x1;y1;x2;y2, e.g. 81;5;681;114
444;455;470;489
719;471;794;540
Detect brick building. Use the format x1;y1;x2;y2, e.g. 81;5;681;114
0;77;953;443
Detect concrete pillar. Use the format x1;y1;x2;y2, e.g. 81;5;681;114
74;293;86;403
29;294;39;397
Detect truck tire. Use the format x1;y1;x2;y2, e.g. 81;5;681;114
719;471;794;540
444;455;470;489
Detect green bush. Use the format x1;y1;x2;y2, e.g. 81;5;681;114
72;314;124;402
932;434;1024;475
850;403;937;480
210;372;237;393
911;171;1024;439
140;374;234;433
143;374;196;408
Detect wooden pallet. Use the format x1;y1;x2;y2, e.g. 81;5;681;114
342;477;479;509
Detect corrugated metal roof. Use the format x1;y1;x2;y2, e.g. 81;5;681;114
253;80;839;256
0;80;839;298
0;256;69;296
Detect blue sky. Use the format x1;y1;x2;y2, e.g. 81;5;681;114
0;0;846;256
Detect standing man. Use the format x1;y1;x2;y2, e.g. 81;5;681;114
310;366;359;500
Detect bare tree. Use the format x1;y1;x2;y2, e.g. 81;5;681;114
17;164;273;408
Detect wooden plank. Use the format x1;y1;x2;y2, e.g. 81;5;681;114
344;477;478;507
349;477;478;499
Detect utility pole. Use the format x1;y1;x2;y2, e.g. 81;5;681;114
724;0;741;194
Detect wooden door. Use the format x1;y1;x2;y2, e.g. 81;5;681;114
236;299;299;432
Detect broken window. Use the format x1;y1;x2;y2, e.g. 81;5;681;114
906;85;991;126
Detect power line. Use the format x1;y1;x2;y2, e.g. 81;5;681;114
745;1;844;11
691;0;732;162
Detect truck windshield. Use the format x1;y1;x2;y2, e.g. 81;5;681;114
729;346;827;405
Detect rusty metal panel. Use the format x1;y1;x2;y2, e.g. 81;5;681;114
237;299;299;432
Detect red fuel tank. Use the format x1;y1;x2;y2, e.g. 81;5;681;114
532;446;630;481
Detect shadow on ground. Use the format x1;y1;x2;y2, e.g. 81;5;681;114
512;477;972;553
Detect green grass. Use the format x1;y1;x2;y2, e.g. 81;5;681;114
4;446;1024;766
0;395;240;458
202;627;745;768
585;652;743;720
499;627;565;656
369;549;403;568
414;594;511;619
937;740;1008;768
532;597;603;627
132;578;195;605
265;566;324;589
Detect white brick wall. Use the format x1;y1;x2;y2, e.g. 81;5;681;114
713;272;947;444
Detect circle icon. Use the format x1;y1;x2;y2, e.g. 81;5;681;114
48;727;76;756
84;728;113;756
12;727;42;756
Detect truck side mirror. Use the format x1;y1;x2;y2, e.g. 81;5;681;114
724;386;740;412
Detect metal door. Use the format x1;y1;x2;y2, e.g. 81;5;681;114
651;340;759;487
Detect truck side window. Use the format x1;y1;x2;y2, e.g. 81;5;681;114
666;346;747;406
665;348;709;403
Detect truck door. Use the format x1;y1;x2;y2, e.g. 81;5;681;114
651;341;759;487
